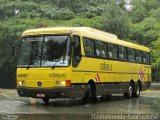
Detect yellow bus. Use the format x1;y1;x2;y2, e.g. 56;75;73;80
17;27;151;103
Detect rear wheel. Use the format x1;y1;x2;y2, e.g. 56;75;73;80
42;97;49;104
133;82;141;98
124;82;134;99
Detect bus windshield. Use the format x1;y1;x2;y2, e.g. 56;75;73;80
18;35;71;67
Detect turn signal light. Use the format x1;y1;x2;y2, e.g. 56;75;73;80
66;80;71;87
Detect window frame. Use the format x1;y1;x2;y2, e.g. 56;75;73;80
107;43;118;60
83;37;95;57
82;37;150;65
127;48;136;62
94;40;107;59
118;46;128;61
142;52;150;64
72;35;81;67
135;50;143;63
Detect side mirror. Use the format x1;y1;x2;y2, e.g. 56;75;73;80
11;44;15;56
72;41;77;46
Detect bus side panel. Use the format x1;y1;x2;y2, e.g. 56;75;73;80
74;56;151;96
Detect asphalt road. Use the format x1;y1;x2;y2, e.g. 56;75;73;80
0;83;160;120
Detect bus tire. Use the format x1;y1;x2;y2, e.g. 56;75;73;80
82;85;90;104
42;97;49;104
133;82;141;98
124;82;134;99
82;83;98;104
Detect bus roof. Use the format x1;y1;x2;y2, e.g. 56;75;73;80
22;27;150;52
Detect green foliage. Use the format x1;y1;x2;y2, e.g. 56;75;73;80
0;0;75;20
129;1;147;23
128;0;160;81
129;17;159;45
150;39;160;81
102;1;129;39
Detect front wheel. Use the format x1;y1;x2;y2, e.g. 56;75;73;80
82;84;98;104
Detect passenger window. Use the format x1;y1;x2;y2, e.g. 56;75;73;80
72;35;81;67
102;43;107;58
118;46;127;60
108;44;118;59
95;41;106;58
128;48;135;62
83;38;94;57
143;52;150;63
136;50;142;62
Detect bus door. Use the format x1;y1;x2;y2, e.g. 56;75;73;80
72;35;82;82
71;35;84;96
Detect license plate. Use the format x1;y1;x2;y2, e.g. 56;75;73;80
36;93;45;97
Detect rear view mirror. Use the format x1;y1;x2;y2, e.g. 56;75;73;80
72;41;77;46
11;44;15;56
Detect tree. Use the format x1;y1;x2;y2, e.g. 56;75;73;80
102;1;129;39
150;38;160;81
129;17;159;45
129;0;147;23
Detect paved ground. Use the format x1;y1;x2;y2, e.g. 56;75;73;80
0;83;160;120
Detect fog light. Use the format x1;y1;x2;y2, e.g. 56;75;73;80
56;81;60;86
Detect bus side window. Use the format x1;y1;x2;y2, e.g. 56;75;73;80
135;50;142;62
72;35;81;67
95;41;102;58
95;41;107;58
143;52;150;64
118;46;127;60
101;43;107;58
108;44;117;59
128;48;135;62
83;38;94;57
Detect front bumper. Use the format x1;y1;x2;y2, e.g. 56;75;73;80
17;87;72;98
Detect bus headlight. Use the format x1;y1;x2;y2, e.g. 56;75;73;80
17;80;25;86
61;81;66;86
19;81;22;85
